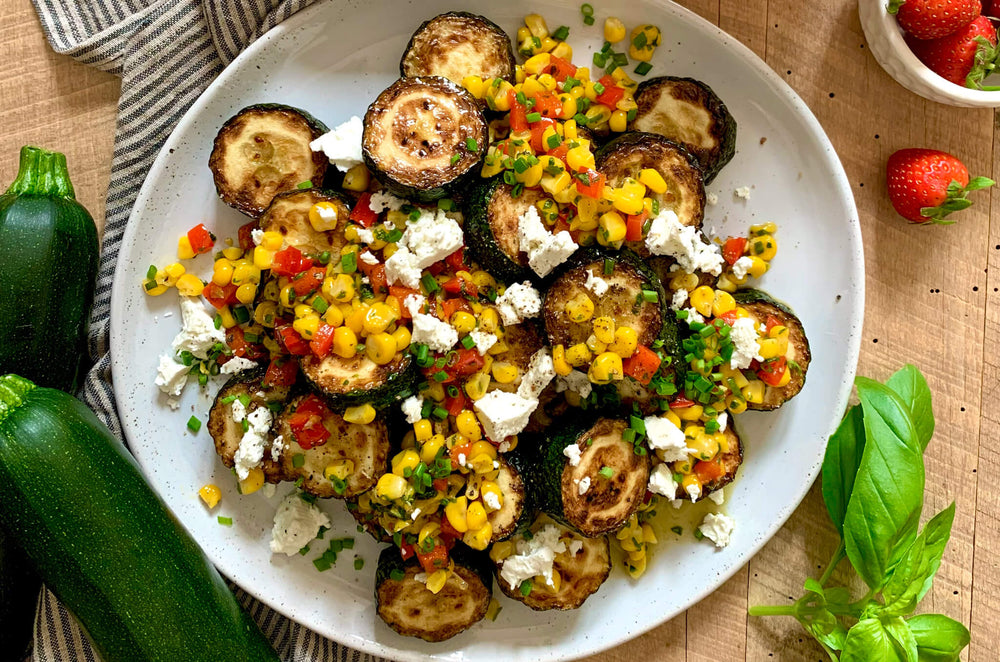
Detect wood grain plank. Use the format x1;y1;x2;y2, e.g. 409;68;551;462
0;0;119;236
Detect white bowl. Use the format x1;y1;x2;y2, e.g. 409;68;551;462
859;0;1000;107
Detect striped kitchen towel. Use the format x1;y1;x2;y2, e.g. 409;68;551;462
28;1;386;661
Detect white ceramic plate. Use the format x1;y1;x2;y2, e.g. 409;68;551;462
110;1;864;660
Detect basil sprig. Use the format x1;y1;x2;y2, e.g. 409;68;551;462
750;365;969;661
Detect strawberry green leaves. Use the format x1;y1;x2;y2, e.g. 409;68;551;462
919;176;996;224
750;365;968;661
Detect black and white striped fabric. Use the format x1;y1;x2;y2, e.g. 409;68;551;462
29;1;385;660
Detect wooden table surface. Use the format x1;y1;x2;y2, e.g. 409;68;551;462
2;0;996;659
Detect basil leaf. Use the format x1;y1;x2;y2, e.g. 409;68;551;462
842;617;907;662
798;580;849;652
822;404;865;535
885;364;934;451
843;378;924;590
803;608;848;653
906;614;970;662
883;615;919;662
880;503;955;617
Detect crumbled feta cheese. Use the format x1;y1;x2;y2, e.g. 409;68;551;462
234;407;273;480
699;512;735;548
230;399;247;423
411;313;458;353
647;463;680;503
686;482;702;502
402;209;464;269
685;307;706;325
401;396;424;424
584;269;609;296
516;349;555;399
499;524;567;589
644;210;725;276
309;115;364;172
458;453;467;467
154;355;188;397
732;256;754;280
356;227;376;244
163;311;173;318
384;245;422;289
495;281;542;325
556;369;592;399
706;192;719;206
402;294;426;317
270;434;286;462
474;390;537;441
469;330;498;355
717;412;728;433
220;357;257;375
563;443;582;466
578;476;591;495
411;507;422;521
518;206;578;277
262;483;277;498
359;251;379;265
708;489;725;505
414;572;428;584
645;415;688;462
269;493;331;556
734;186;751;200
569;540;583;556
671;288;689;311
251;228;266;246
172;296;226;359
729;317;762;369
368;190;406;213
483;491;501;511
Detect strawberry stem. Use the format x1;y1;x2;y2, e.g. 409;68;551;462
919;177;995;225
886;0;904;15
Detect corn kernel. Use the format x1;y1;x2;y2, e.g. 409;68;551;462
420;434;446;464
749;234;778;261
609;109;628;133
551;41;573;60
604;16;627;43
565;292;595;323
608;326;639;358
332;326;358;358
750;221;778;235
212;259;233;286
177;235;195;260
599;210;628;244
456;411;482;441
392;326;411;352
565;343;592;367
392;449;421;476
366;332;397;365
465;372;490;400
552;344;572;376
238;467;265;495
589;351;624;383
712;290;737;318
292;314;320;339
198;484;221;509
463;521;493;550
376;473;408;500
690;286;715;317
325;459;354;481
467;501;488;530
674;403;704;421
491;362;519;384
414;419;433;442
742;380;766;404
639;168;668;194
217;306;237;329
462;74;486;99
592;317;616;345
747;256;769;278
524;13;549;38
342;164;370;192
175;274;204;297
523;52;552;75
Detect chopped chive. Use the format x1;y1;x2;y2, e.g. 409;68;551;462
546;133;562;149
313;557;331;572
613;52;628;66
299;545;310;555
583;14;595;25
238;394;251;407
432;406;448;421
233;305;250;324
221;394;237;404
450;153;461;165
634;61;652;76
671;525;683;535
311;296;329;314
599;466;615;479
593;82;605;95
296;180;312;189
604;258;614;275
217;516;233;526
511;183;525;198
433;370;449;383
421;273;440;294
213;314;222;329
187;416;201;433
146;264;158;280
461;335;476;350
341;251;357;274
520;579;533;596
437;198;454;211
292;453;306;468
526;111;542;123
633;32;647;49
390;568;406;581
641;289;659;303
552;25;570;40
354;557;364;570
694;529;705;541
593;52;607;68
573;112;588;126
465;137;478;152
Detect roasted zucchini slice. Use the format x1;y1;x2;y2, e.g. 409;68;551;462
733;288;811;410
400;12;516;85
483;455;528;541
596;132;705;254
543;249;669;350
464;177;548;282
207;368;291;483
375;545;493;642
631;76;736;184
257;188;351;259
488;321;546;395
536;417;651;537
208;104;329;217
673;424;743;501
273;394;389;498
299;351;416;409
345;492;393;543
493;514;611;611
362;77;488;201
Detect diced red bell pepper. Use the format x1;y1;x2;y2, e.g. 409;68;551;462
449;442;472;470
202;282;238;310
271;246;309;277
671;395;696;409
399;541;415;561
694;459;726;483
368;264;388;295
444;248;466;272
425;261;445;276
595;75;625;107
276;325;311;356
349;192;378;228
446;348;485;380
309;323;337;359
442;275;478;298
529;117;557;152
757;356;787;387
623;345;662;386
575;169;606;198
546;55;577;82
719;310;738;326
187;223;216;255
765;315;783;334
290;266;327;299
533;92;563;119
432;478;450;493
509;90;529;132
237;221;259;252
722;236;748;266
440;297;471;322
625;211;649;242
439;515;462;539
286;394;331;450
417;544;449;574
389;285;421;317
444;388;467;418
547;142;569;161
224;325;265;361
263;357;298;387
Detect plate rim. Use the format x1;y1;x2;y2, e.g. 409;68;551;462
110;1;865;659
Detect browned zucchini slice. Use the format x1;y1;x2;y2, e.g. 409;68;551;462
299;351;415;409
631;76;736;183
400;12;516;85
493;515;611;610
273;394;389;498
345;491;393;543
362;77;488;201
257;188;351;259
596;132;705;255
734;289;811;411
375;546;492;642
209;104;329;217
464;177;548;282
207;368;291;483
488;321;546;395
482;456;527;541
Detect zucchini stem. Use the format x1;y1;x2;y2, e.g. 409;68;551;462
0;375;36;423
6;146;76;199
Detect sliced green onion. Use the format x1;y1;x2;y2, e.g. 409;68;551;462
433;370;449;383
546;133;562;149
313;557;332;572
238;394;251;407
217;516;233;526
552;25;570;40
437;198;454;211
299;545;310;555
634;62;652;76
213;314;223;330
604;258;614;275
341;251;357;274
633;32;647;49
671;526;683;535
520;579;533;596
592;52;607;68
465;137;479;152
296;180;312;189
461;335;476;350
450;153;461;165
613;52;628;66
233;306;250;324
146;264;158;280
593;82;605;94
526;111;542;123
599;466;615;479
390;568;406;581
292;453;306;468
186;416;201;433
354;557;364;570
583;14;595;25
421;273;440;294
432;406;448;421
311;296;329;315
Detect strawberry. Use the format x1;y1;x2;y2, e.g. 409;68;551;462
889;0;982;39
886;149;993;224
906;15;1000;86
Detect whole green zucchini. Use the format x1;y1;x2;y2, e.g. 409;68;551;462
0;146;99;392
0;374;280;662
